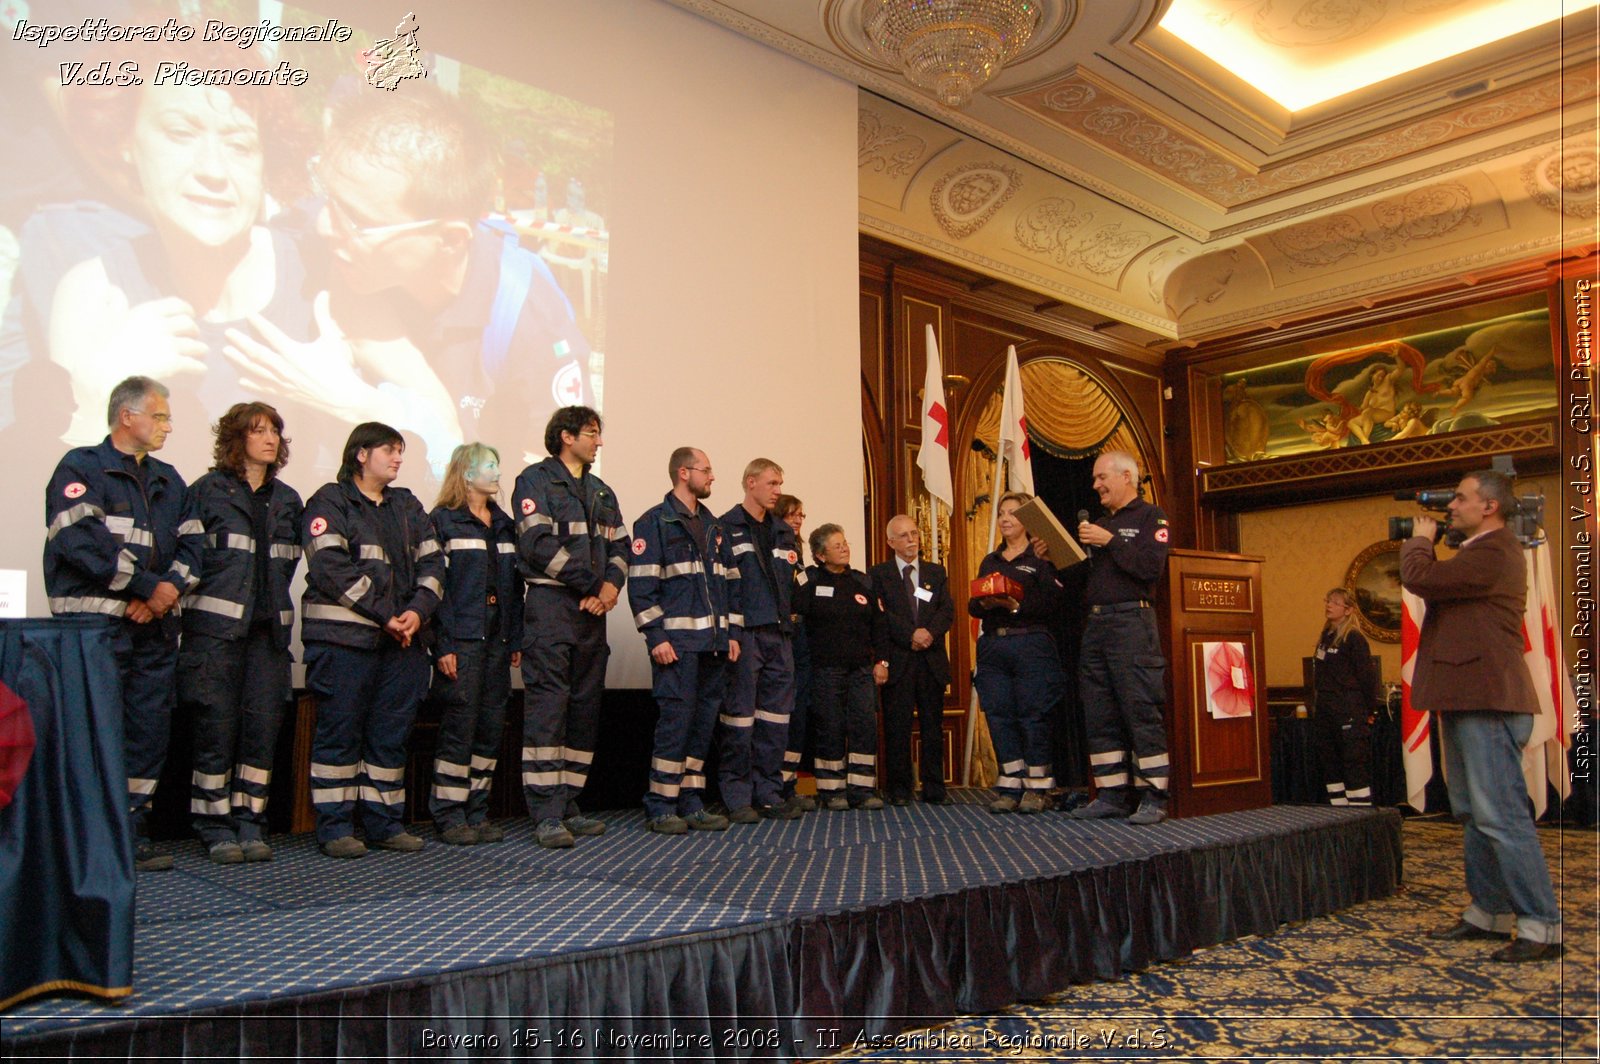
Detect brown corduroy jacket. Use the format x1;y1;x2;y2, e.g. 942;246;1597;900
1399;525;1538;714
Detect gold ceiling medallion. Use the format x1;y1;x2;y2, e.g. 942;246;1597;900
930;163;1022;239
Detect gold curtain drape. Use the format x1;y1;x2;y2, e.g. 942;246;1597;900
1017;361;1123;451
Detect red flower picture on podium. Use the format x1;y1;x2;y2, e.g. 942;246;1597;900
1202;641;1254;718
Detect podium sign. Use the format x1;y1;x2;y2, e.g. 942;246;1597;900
1163;549;1270;817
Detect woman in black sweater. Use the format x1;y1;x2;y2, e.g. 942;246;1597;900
969;492;1068;814
794;523;887;810
1313;588;1374;806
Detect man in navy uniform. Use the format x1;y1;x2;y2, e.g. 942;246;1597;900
718;458;803;821
513;406;628;848
627;447;741;833
1071;451;1173;825
44;375;202;870
868;515;953;805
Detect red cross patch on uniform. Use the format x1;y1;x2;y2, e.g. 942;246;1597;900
63;482;86;499
631;538;647;556
854;592;868;605
787;550;798;565
1154;527;1169;543
308;516;328;537
521;497;537;516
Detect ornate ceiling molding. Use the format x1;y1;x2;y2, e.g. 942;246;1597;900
1004;68;1592;210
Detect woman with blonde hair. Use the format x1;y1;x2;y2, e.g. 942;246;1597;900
1313;588;1375;806
427;442;523;843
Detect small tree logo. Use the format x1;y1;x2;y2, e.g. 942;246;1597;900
364;12;426;91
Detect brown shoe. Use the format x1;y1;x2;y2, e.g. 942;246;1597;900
1490;939;1564;963
438;824;479;846
1428;919;1510;942
240;839;273;863
369;831;424;852
474;822;505;844
320;836;367;859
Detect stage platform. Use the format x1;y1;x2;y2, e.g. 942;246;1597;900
2;796;1402;1061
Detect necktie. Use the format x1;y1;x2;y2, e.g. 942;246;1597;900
904;564;918;623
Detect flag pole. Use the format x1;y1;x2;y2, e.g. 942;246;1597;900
962;448;1006;787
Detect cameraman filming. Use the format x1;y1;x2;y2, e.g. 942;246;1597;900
1400;469;1562;963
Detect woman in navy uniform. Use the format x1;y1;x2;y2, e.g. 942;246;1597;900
969;492;1067;814
774;494;814;811
301;423;444;858
1312;588;1375;807
427;443;523;844
793;524;887;810
179;402;302;864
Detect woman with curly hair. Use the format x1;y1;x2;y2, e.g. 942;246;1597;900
179;402;303;863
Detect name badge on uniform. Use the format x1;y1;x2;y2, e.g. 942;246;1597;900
816;585;834;598
914;586;933;602
1314;646;1326;660
106;515;134;537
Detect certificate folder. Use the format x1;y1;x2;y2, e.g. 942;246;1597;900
1015;497;1088;570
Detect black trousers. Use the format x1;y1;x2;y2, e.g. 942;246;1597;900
882;662;946;799
520;587;608;823
179;625;291;844
1314;698;1372;805
430;638;513;828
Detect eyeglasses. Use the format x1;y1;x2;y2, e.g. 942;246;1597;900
686;466;713;475
308;155;441;242
579;429;602;439
129;410;173;425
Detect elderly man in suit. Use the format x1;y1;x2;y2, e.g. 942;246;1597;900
868;515;954;805
1400;469;1561;963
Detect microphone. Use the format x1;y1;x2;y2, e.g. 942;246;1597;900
1078;509;1093;557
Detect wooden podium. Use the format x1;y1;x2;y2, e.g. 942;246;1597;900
1162;549;1270;817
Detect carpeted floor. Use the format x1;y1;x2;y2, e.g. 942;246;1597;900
831;816;1596;1062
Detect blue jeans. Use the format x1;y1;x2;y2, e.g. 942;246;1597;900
1441;711;1562;943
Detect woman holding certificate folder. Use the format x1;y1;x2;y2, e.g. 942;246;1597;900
968;492;1068;814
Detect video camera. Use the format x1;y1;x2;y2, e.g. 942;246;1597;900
1387;458;1546;547
1388;490;1461;546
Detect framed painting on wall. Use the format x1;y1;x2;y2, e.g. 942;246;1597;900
1345;539;1406;644
1218;292;1557;464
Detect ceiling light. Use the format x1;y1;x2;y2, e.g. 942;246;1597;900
862;0;1042;109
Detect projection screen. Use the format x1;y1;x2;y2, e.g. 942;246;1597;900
0;0;863;689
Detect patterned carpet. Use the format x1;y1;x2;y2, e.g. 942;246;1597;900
832;816;1597;1062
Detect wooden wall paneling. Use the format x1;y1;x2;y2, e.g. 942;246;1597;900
859;286;885;425
1183;365;1237;552
898;298;944;433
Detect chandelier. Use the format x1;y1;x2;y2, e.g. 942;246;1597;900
861;0;1041;109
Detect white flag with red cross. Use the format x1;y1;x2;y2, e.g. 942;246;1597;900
998;346;1034;495
916;324;954;511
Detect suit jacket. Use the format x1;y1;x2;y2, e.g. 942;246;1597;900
1399;525;1538;714
868;557;953;687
